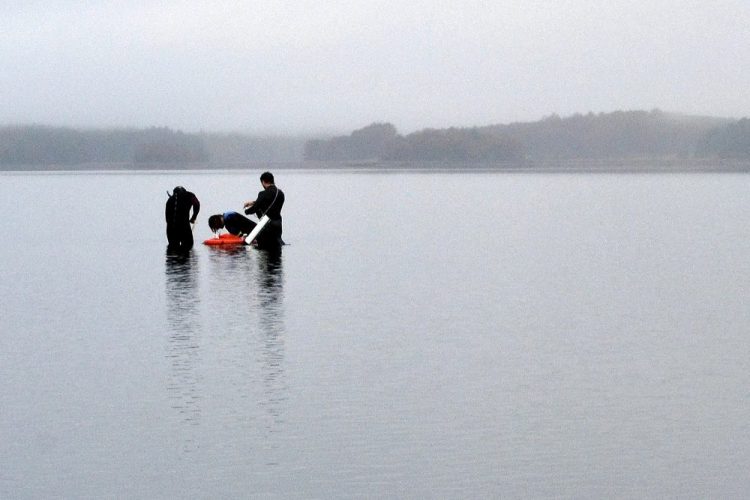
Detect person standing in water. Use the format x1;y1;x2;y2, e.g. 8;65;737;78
243;171;285;251
165;186;200;251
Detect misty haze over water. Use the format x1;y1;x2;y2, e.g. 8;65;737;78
2;3;749;133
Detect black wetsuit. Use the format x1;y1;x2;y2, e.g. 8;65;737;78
222;211;254;235
244;185;285;251
165;190;200;251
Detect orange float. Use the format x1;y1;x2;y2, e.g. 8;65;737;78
203;233;246;246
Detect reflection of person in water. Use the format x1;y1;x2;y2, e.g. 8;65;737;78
257;251;284;308
164;251;202;443
254;251;287;433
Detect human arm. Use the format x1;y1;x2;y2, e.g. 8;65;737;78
190;193;200;223
243;200;255;214
243;190;265;215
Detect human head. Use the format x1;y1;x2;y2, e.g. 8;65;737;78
208;214;224;233
173;186;186;196
260;171;274;187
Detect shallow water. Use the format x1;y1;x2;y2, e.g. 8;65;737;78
1;168;749;498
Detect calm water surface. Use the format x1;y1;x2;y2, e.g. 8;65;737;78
1;168;749;498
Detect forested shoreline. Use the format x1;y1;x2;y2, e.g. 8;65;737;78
0;126;307;169
305;110;750;163
3;110;750;170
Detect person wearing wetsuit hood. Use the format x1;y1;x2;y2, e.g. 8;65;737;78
165;186;200;251
243;171;285;252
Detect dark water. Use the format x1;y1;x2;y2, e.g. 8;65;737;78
1;168;749;498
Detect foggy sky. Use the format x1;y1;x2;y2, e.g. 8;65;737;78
1;1;749;134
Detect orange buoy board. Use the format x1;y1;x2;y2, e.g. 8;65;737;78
203;233;246;246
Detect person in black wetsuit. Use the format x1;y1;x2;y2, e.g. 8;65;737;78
165;186;200;251
207;211;255;236
243;171;285;252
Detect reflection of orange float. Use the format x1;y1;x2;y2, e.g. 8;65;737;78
203;233;246;246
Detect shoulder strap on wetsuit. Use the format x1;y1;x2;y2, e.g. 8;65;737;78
262;186;280;218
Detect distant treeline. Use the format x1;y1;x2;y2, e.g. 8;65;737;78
5;111;750;169
304;110;750;162
0;126;306;168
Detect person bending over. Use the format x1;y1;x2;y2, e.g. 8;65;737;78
208;211;254;237
165;186;200;251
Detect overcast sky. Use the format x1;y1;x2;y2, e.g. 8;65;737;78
1;1;748;134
